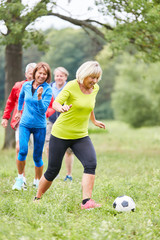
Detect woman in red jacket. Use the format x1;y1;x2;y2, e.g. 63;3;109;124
1;63;36;188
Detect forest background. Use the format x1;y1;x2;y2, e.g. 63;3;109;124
0;0;160;148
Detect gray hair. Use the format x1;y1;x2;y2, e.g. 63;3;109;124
25;63;37;73
53;67;69;77
76;61;102;84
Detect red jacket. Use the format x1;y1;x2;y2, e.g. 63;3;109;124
2;80;27;130
2;80;55;130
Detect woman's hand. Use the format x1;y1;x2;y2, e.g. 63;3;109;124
15;110;21;121
37;87;43;100
59;104;72;113
52;101;72;113
93;120;106;129
90;110;106;129
1;119;8;128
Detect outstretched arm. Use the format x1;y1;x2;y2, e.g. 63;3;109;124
90;110;106;129
52;101;72;113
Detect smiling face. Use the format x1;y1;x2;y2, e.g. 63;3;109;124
54;70;67;88
35;67;48;85
83;75;99;89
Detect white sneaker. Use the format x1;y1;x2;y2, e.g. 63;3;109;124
12;177;27;190
33;179;39;188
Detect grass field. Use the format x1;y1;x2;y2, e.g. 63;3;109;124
0;121;160;240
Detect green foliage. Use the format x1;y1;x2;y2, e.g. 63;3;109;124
0;0;50;47
112;88;154;128
1;121;160;239
42;28;102;80
95;101;114;119
112;54;160;127
23;30;49;51
95;45;119;119
6;1;25;17
96;0;160;62
23;45;45;72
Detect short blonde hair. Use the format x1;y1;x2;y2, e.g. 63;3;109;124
32;62;52;83
53;67;69;77
76;61;102;84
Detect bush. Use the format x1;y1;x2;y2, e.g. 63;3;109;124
112;88;156;128
111;54;160;127
95;101;114;120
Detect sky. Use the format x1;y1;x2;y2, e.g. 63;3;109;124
0;0;114;33
31;0;111;30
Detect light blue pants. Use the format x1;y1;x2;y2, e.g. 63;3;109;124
18;125;46;167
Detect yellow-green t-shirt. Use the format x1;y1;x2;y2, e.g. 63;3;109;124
51;79;99;139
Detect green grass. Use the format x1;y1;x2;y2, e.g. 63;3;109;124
1;121;160;240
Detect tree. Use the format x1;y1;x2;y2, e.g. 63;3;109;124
96;0;160;62
95;45;117;119
42;28;104;80
1;0;160;147
112;54;160;127
0;0;108;148
0;0;49;147
0;44;5;106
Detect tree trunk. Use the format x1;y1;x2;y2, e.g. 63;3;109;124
3;44;23;149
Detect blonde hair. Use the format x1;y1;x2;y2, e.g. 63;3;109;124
76;61;102;84
53;67;69;77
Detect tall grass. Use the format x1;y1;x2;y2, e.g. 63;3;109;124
0;121;160;240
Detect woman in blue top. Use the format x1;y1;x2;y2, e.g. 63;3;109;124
13;62;52;190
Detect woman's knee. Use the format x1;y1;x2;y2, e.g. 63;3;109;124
33;149;43;166
44;167;60;181
34;159;43;167
18;141;28;160
18;149;28;161
84;162;97;175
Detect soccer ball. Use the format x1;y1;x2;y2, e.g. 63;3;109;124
113;195;136;212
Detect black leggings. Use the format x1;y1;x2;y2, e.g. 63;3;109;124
44;135;97;181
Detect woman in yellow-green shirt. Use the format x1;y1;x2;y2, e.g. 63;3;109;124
35;61;106;209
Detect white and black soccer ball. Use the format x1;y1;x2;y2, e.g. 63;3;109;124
113;195;136;212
